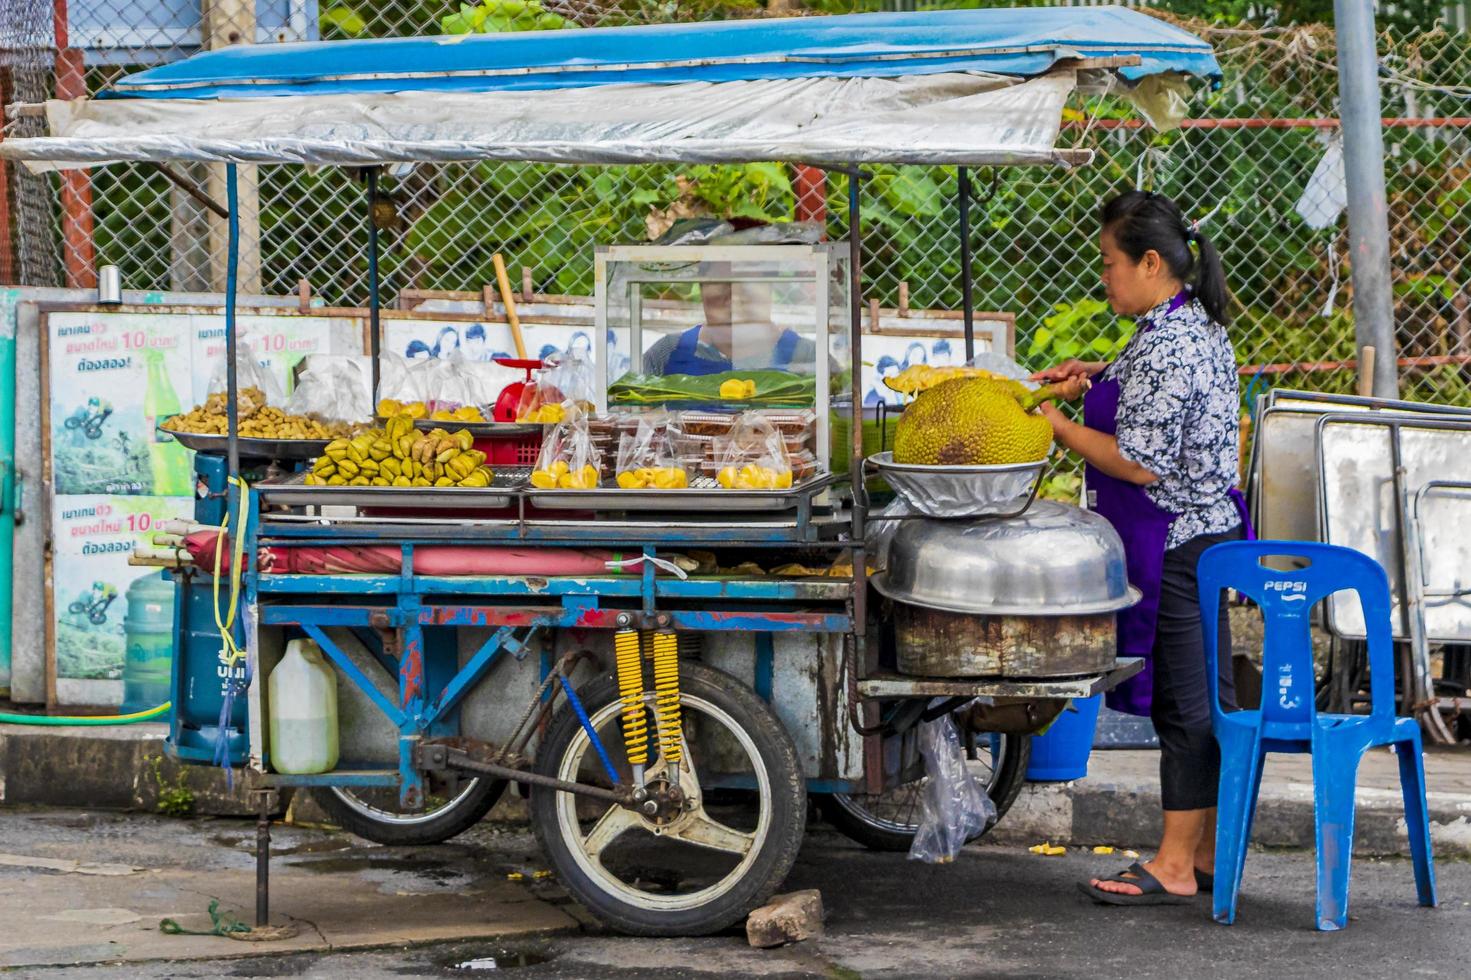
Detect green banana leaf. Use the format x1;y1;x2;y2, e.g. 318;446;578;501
609;370;815;406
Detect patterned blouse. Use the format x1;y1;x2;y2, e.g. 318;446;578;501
1101;293;1242;550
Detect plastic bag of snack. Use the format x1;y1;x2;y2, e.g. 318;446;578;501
376;353;430;419
285;354;373;426
615;412;688;490
714;411;792;490
205;344;284;416
421;355;484;420
529;410;602;490
517;347;597;424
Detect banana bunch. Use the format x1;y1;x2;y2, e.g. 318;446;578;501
716;464;793;490
305;415;494;488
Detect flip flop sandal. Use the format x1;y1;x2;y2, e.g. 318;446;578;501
1078;862;1193;906
1196;869;1214;893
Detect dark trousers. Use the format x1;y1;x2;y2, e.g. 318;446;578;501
1152;525;1242;812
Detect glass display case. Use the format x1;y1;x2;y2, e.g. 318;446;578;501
594;243;854;477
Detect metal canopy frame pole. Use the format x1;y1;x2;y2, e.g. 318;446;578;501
224;163;240;483
367;167;383;402
958;166;974;361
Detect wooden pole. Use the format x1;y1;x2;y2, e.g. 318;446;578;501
492;253;528;359
1357;345;1376;397
202;0;261;295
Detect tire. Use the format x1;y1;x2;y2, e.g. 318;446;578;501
816;729;1031;852
312;776;505;846
530;661;805;937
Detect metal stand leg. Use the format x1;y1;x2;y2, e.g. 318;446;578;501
253;789;277;928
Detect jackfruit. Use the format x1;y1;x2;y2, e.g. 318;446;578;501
892;377;1058;466
884;364;1016;397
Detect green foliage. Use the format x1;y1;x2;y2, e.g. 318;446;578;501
148;755;196;818
442;0;574;35
1027;298;1134;365
319;6;369;37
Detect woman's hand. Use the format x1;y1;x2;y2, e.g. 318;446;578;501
1047;374;1092;403
1031;359;1106;383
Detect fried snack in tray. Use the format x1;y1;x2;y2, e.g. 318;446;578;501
305;414;493;487
164;386;353;440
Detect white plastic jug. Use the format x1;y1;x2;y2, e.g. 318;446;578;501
268;638;339;775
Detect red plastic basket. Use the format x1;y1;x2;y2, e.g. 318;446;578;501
476;433;542;468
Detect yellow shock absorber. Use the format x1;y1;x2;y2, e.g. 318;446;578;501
614;629;649;778
652;630;683;769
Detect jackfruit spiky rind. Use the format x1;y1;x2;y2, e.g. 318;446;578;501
892;377;1053;466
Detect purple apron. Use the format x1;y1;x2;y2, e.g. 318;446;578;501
1085;292;1253;716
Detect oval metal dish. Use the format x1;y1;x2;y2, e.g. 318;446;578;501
161;429;330;460
868;451;1046;518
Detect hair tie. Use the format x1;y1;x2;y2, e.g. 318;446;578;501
1183;218;1198;245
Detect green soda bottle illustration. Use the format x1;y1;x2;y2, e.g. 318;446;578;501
143;348;194;496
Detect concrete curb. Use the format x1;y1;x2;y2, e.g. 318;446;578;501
5;724;1470;861
989;776;1471;859
0;723;270;816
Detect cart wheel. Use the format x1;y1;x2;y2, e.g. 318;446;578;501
312;776;505;846
530;661;805;937
816;730;1030;852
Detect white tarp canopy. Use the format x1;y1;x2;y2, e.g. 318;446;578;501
11;70;1080;172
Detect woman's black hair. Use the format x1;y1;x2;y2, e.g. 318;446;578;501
1101;190;1232;325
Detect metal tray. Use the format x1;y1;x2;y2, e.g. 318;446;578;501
526;474;826;512
1317;414;1471;642
376;418;544;438
163;429;330;460
260;468;527;509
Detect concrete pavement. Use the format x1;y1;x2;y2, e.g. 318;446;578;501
0;809;1458;979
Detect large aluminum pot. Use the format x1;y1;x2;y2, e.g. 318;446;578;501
871;501;1140;677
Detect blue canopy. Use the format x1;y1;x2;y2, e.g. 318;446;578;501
105;7;1220;100
2;8;1219;170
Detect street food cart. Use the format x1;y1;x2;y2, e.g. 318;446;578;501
1;8;1221;936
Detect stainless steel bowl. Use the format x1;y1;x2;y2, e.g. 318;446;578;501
871;500;1140;616
868;451;1045;518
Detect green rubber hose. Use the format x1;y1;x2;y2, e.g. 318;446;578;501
0;702;171;726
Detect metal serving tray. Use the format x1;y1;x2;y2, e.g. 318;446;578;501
526;474;830;513
163;430;330;460
260;468;527;510
1317;414;1471;642
1250;389;1471;543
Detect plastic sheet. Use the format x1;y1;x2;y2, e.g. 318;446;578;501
12;71;1081;170
908;714;996;864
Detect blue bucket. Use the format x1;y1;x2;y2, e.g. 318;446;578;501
1026;694;1103;781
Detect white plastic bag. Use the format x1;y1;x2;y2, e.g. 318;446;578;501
285;354;373;425
908;715;996;864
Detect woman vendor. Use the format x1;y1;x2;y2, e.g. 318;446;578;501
1033;190;1249;905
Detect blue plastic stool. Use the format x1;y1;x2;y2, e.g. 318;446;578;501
1026;695;1102;781
1197;540;1437;931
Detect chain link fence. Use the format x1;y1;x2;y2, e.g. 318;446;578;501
3;3;1470;406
